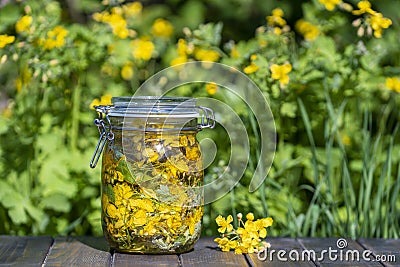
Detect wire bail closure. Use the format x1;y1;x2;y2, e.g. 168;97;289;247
90;106;114;168
197;106;216;130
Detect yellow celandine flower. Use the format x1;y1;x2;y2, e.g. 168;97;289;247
270;63;292;87
386;77;400;93
266;8;286;27
0;34;15;48
131;38;155;61
170;39;194;66
15;15;32;33
352;0;375;15
103;13;129;39
244;63;259;74
295;19;320;41
368;13;392;38
194;48;220;62
123;2;142;17
341;134;352;146
318;0;342;11
40;26;68;50
214;213;273;254
230;44;239;58
214;237;237;252
205;82;218;95
121;62;134;80
243;54;260;74
152;18;174;38
170;56;187;66
15;66;32;93
215;214;234;233
89;94;112;109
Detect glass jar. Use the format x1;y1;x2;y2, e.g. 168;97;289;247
90;96;214;254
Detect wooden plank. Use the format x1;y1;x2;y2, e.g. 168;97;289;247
299;238;383;266
358;238;400;267
0;235;53;266
247;237;316;267
113;252;180;267
44;236;110;267
180;236;249;267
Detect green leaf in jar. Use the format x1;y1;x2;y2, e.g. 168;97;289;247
105;184;115;203
116;158;135;184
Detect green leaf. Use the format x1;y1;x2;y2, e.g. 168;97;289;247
41;194;71;213
280;102;297;118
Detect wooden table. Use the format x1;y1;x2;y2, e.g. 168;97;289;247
0;236;399;266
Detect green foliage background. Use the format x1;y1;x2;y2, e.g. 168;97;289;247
0;0;399;238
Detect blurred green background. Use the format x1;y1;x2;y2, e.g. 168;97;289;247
0;0;399;238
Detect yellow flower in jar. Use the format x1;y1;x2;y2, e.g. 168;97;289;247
129;199;155;212
114;183;134;206
133;209;147;226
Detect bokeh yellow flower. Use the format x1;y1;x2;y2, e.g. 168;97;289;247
319;0;342;11
205;82;218;95
121;62;134;80
270;63;292;87
244;54;260;74
266;8;287;27
368;13;392;38
0;34;15;48
15;15;32;33
152;18;174;38
295;19;320;41
40;26;68;50
386;77;400;93
194;48;220;62
352;0;375;15
131;38;155;61
123;1;142;17
90;94;112;109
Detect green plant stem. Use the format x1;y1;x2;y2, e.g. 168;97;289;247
70;76;81;151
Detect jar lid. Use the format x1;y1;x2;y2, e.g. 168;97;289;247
106;96;199;118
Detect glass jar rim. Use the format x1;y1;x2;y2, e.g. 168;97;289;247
106;96;198;118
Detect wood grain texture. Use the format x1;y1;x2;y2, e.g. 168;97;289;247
358;238;400;267
299;237;383;266
113;252;180;267
180;236;249;267
44;236;110;267
0;235;53;266
247;237;316;267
